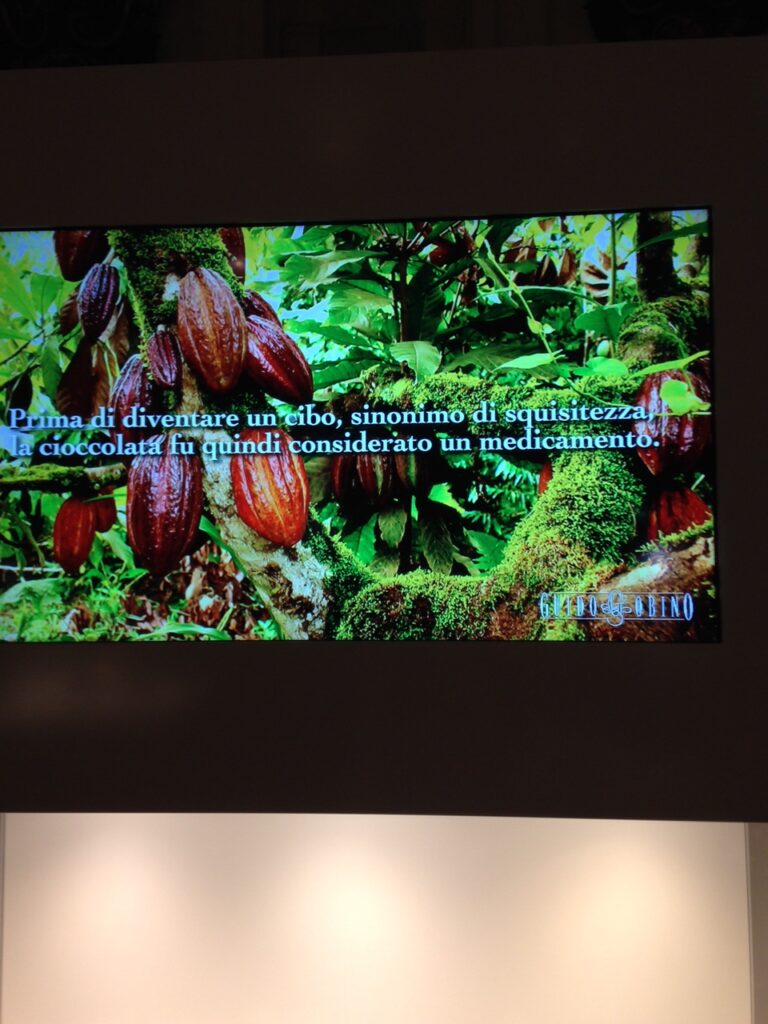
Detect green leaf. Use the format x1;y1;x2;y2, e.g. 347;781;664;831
100;529;136;566
421;505;455;574
138;623;232;641
407;262;445;338
627;350;709;379
343;514;377;563
30;273;63;315
369;550;401;577
634;222;707;251
39;335;62;400
484;218;524;256
444;342;519;373
0;252;38;322
283;250;372;286
390;341;441;382
658;378;710;415
0;577;66;605
499;352;557;371
572;356;629;378
313;358;377;389
378;507;407;548
467;530;507;571
305;456;332;503
427;483;464;516
574;302;637;342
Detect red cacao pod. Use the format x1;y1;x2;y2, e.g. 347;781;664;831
538;459;553;495
126;435;204;574
231;428;309;546
53;496;96;574
330;453;357;504
632;370;711;476
219;227;246;282
91;489;118;533
77;263;120;340
646;486;712;542
177;268;247;393
243;290;282;326
357;452;396;507
394;451;431;496
54;229;109;282
245;316;313;405
146;328;182;391
110;354;163;444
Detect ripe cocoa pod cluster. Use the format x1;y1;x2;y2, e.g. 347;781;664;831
632;369;711;476
53;496;97;574
126;434;203;574
231;428;309;546
646;486;712;542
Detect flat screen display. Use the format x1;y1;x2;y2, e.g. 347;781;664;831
0;210;716;641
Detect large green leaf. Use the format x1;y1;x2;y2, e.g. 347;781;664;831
283;250;373;286
421;504;455;574
634;222;707;251
0;252;38;322
407;262;445;338
484;218;524;256
39;335;62;400
390;341;441;382
343;514;377;563
378;507;407;549
574;301;637;341
313;357;377;389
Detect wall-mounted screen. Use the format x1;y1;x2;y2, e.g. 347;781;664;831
0;210;716;641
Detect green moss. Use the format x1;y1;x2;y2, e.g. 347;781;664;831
618;295;708;367
301;514;375;635
109;227;242;337
635;517;714;555
336;570;488;640
497;526;593;595
411;373;517;436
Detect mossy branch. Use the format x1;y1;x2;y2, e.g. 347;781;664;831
0;462;126;493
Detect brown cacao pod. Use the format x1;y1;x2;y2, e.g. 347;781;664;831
231;428;309;546
77;263;120;340
110;354;163;444
146;328;182;391
219;227;246;282
245;316;313;405
53;496;97;574
330;453;357;504
646;486;712;542
537;458;553;495
177;268;247;393
243;290;282;326
357;452;396;507
91;489;118;532
632;370;711;476
54;229;109;282
394;451;431;496
58;288;80;335
126;434;204;574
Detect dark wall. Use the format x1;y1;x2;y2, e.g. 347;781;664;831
1;38;766;817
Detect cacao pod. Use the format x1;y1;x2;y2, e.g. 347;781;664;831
77;263;120;340
58;288;80;335
54;229;109;282
126;434;203;574
330;453;357;504
231;428;309;546
91;489;118;533
632;370;711;476
146;328;182;391
357;452;396;507
538;459;553;495
243;289;281;326
646;486;712;542
394;451;431;496
53;496;96;574
110;354;163;445
219;227;246;282
245;315;313;405
177;267;247;393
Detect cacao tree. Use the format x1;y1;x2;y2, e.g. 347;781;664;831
0;212;716;641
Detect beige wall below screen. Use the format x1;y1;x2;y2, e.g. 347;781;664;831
0;815;752;1024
